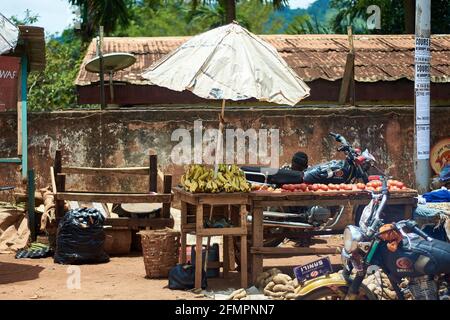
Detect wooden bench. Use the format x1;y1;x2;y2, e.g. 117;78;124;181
51;150;173;230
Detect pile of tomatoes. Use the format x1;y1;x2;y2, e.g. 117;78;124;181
281;180;407;193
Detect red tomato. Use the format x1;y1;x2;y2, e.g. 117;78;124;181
356;183;366;190
320;185;329;191
299;183;308;191
344;184;353;191
396;182;405;189
367;186;375;191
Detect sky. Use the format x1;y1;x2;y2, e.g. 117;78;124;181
1;0;316;35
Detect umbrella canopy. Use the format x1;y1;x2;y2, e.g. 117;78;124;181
142;23;310;106
0;13;19;55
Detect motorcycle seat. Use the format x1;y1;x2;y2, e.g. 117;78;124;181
408;238;450;275
413;205;443;227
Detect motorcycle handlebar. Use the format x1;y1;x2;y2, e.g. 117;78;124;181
412;225;434;242
396;220;433;242
329;132;349;147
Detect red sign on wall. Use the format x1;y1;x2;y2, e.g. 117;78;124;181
0;56;20;111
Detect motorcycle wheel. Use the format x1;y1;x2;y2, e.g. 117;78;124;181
296;285;378;300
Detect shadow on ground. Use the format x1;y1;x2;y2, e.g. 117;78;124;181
0;261;44;285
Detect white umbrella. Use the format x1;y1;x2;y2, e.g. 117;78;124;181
142;22;310;169
0;13;19;55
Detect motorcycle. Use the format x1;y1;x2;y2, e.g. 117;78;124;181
242;132;376;186
295;176;450;300
241;132;377;247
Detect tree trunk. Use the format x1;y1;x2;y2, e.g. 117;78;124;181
225;0;236;24
403;0;415;34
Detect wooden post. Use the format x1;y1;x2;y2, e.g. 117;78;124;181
180;201;187;264
239;204;248;287
149;154;157;192
227;236;236;271
27;169;36;241
19;55;28;178
348;26;356;106
17;59;22;157
338;26;356;106
54;150;62;176
223;235;230;277
55;173;66;218
162;174;172;218
240;234;248;288
195;204;204;289
251;206;264;284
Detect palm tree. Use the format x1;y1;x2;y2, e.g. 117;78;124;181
69;0;131;41
190;0;288;24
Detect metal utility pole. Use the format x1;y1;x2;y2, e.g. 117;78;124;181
414;0;431;193
97;26;106;110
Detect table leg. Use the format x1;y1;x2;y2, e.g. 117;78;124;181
195;235;203;289
240;234;248;288
223;236;229;278
195;203;204;289
180;201;187;264
251;206;264;284
405;205;413;220
228;236;236;271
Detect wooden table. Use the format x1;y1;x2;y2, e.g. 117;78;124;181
249;189;418;284
173;187;250;289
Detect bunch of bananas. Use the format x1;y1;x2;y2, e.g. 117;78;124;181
181;164;251;193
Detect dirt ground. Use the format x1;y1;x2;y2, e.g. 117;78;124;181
0;236;343;300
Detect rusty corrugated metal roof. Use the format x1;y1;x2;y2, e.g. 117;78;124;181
75;34;450;86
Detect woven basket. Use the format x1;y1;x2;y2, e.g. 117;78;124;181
139;228;180;278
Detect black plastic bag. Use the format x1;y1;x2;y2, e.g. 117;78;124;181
54;208;109;264
168;264;207;290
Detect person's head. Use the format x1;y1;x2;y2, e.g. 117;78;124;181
291;151;308;171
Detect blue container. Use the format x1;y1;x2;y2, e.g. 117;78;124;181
191;243;220;278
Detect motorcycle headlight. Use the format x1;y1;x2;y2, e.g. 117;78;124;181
343;225;363;253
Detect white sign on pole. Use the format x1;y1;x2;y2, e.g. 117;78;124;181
415;37;431;89
416;124;430;160
415;90;430;124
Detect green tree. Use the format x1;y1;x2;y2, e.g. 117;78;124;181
8;9;39;25
286;13;330;34
188;0;284;33
330;0;450;34
69;0;131;41
27;30;86;111
189;0;288;24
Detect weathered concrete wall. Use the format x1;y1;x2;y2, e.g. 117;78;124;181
0;106;449;195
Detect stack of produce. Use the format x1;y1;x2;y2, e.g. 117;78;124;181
180;164;251;193
256;268;300;300
256;180;410;193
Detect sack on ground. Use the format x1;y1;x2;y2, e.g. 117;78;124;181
168;264;207;290
54;208;109;264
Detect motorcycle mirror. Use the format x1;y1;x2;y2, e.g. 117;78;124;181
362;149;376;162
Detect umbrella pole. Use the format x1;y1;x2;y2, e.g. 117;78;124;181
214;99;226;174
